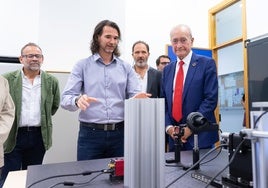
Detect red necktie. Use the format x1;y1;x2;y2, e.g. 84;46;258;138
172;61;184;122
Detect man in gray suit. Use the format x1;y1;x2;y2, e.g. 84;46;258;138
132;41;162;98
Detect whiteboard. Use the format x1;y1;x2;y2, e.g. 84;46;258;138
0;63;22;75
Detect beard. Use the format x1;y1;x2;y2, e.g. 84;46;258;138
28;62;41;71
135;60;147;68
103;44;116;54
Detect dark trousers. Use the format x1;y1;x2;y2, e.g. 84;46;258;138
0;127;45;187
77;123;124;160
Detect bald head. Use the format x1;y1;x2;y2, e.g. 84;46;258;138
170;24;192;39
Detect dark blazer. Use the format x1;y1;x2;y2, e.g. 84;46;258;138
161;53;219;150
147;67;162;98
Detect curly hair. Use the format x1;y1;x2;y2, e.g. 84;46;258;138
90;20;121;56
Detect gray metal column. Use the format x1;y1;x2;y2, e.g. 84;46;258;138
124;98;165;188
250;104;268;188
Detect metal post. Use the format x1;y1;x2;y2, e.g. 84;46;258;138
124;98;165;188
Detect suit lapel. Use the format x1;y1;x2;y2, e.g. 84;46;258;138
11;71;23;126
167;62;177;102
41;71;49;106
183;54;198;99
13;71;22;103
147;68;152;93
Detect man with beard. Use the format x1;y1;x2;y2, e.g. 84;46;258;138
61;20;150;161
0;43;60;186
132;41;162;98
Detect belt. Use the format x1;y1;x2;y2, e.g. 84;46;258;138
19;126;41;131
81;121;124;131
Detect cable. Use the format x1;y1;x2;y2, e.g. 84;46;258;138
166;129;224;168
200;129;224;165
200;145;223;166
253;110;268;128
47;181;74;188
47;172;105;188
27;169;111;188
204;139;246;188
165;147;223;168
165;143;228;188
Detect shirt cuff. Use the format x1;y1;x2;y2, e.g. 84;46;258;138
166;125;173;134
74;95;81;107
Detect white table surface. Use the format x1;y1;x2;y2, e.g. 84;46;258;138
3;170;27;188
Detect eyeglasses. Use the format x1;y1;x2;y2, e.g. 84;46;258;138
160;62;170;65
22;54;43;59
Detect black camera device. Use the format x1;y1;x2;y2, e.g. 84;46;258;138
222;133;253;187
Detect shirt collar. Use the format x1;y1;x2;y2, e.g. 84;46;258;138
93;53;117;64
176;50;193;66
21;68;42;78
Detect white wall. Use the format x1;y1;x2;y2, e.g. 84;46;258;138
124;0;222;67
1;0;268;70
1;0;268;163
0;0;39;56
246;0;268;39
38;0;126;71
1;0;221;71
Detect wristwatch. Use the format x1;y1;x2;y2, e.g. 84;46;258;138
75;96;80;107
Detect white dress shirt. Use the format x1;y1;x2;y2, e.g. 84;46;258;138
19;71;41;127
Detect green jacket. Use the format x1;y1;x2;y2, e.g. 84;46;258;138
3;70;60;153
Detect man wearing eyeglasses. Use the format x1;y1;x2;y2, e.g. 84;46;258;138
0;42;60;186
156;55;171;71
